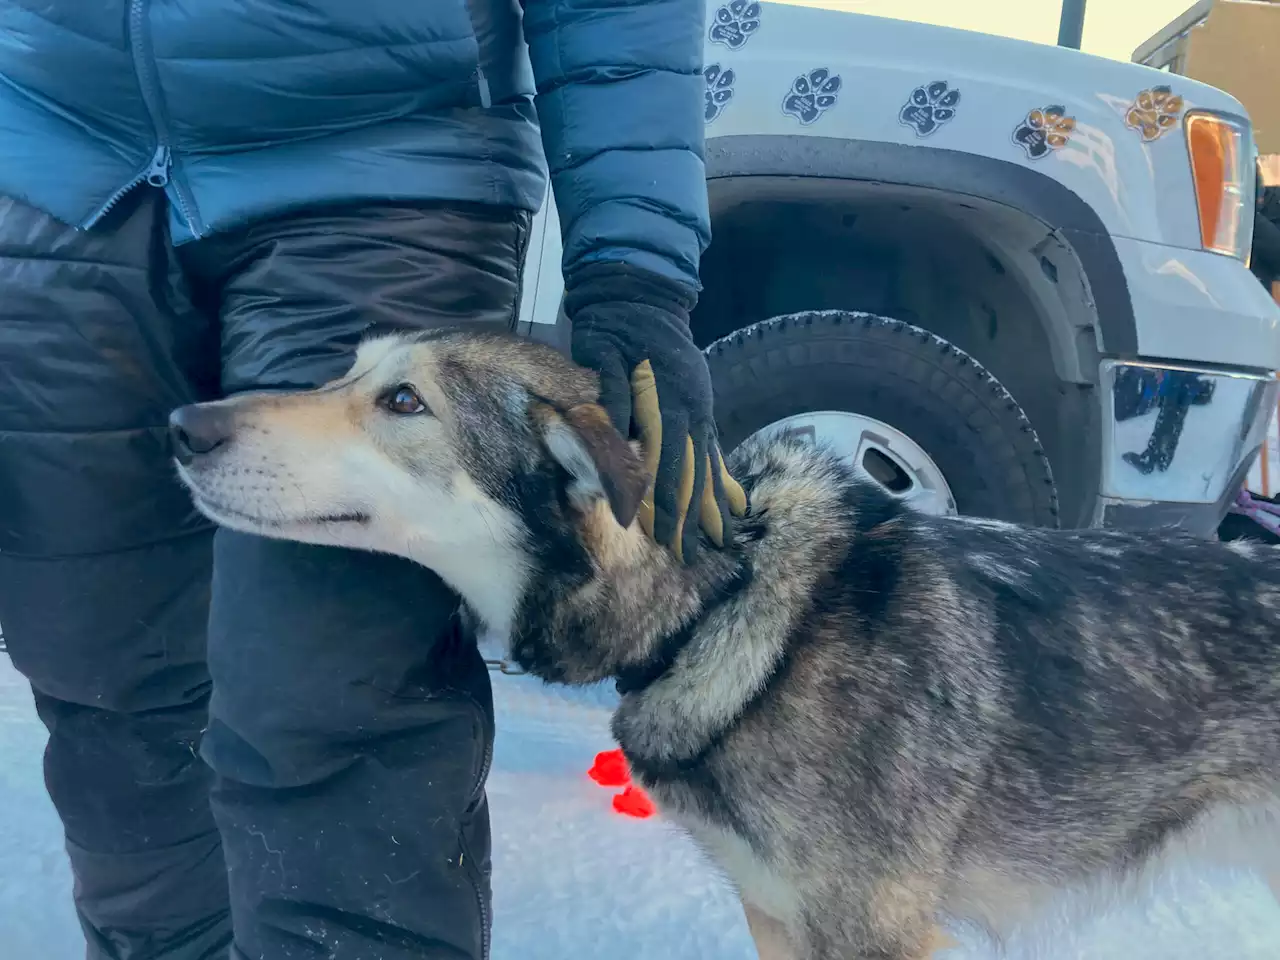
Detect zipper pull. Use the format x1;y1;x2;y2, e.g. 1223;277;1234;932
145;145;170;188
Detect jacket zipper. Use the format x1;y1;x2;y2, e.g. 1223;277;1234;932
468;709;494;960
85;169;147;225
83;144;170;227
144;145;170;187
476;837;492;960
454;671;495;960
456;818;492;960
474;724;494;798
123;0;204;236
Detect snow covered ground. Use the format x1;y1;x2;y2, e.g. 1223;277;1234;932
3;652;1280;959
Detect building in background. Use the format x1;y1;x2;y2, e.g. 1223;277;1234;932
1134;1;1280;503
1133;0;1279;159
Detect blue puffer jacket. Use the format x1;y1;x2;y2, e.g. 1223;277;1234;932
0;0;710;286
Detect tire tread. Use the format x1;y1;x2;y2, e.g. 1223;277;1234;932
705;311;1060;527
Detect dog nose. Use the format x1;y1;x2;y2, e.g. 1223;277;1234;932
168;404;233;465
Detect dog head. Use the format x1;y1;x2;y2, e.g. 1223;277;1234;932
170;330;653;636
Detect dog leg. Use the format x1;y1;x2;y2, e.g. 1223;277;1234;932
799;927;954;960
743;902;798;960
791;879;949;960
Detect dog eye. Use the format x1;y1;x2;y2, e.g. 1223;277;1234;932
379;385;429;416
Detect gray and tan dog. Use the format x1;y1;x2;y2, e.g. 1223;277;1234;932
171;330;1280;960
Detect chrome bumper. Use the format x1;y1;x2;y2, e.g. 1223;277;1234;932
1096;360;1278;535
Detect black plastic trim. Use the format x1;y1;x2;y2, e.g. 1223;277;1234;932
1100;500;1223;538
1099;451;1253;538
703;135;1138;357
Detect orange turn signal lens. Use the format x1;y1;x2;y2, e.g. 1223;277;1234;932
1185;111;1253;261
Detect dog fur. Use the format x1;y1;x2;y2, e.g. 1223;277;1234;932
173;330;1280;959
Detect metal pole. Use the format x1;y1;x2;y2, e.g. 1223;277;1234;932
1058;0;1087;49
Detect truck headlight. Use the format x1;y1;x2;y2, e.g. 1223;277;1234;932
1185;111;1255;262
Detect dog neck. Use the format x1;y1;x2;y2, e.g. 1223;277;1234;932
607;441;866;768
514;442;858;769
417;437;865;768
504;499;747;689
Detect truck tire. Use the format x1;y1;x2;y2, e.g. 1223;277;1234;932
706;311;1060;528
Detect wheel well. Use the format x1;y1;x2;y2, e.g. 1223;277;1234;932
694;176;1102;527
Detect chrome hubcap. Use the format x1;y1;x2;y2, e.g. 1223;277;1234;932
748;411;957;516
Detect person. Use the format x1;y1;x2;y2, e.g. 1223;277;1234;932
0;2;741;958
1252;159;1280;293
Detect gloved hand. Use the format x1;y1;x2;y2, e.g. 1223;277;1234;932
566;262;747;563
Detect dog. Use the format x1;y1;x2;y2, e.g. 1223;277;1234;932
171;329;1280;960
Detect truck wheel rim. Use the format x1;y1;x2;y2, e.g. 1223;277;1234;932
747;412;958;516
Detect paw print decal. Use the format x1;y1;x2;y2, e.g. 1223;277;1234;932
704;64;736;123
1125;85;1184;143
899;81;961;138
709;1;761;50
782;68;842;127
1012;105;1076;160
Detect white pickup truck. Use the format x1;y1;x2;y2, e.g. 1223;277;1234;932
516;1;1280;536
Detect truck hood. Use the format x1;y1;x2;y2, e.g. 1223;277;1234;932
702;1;1253;251
747;3;1247;119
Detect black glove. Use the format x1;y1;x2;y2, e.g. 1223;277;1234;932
566;263;747;563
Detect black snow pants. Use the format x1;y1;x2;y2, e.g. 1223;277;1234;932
0;189;529;959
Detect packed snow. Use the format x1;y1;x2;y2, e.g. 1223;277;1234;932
2;653;1278;958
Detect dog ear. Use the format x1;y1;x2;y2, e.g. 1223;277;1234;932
535;401;648;527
